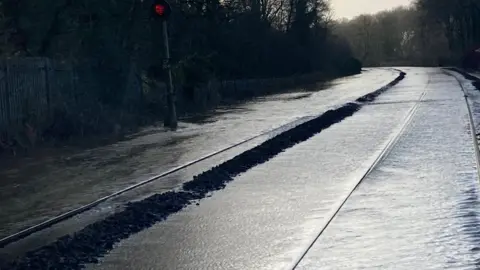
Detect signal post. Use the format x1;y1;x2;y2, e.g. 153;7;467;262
152;0;178;129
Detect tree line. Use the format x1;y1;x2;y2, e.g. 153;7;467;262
334;0;480;67
0;0;364;151
0;0;360;94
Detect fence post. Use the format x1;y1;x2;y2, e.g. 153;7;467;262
4;59;11;128
70;64;77;105
44;58;51;121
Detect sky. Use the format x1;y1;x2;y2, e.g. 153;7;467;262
330;0;414;19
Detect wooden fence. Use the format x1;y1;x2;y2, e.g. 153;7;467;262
0;57;143;138
0;57;327;139
0;58;76;136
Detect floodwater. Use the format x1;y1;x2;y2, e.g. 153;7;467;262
297;68;480;269
86;68;480;270
0;68;397;240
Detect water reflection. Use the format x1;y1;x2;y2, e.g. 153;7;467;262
0;69;396;240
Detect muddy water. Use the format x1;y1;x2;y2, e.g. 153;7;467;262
0;69;397;239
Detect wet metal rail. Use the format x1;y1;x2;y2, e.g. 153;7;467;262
0;69;405;251
287;69;480;270
448;69;480;181
0;112;314;248
286;81;429;270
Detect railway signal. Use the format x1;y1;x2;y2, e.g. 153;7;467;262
151;0;177;129
151;0;172;20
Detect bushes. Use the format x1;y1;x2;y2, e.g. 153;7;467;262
462;50;480;70
340;57;362;76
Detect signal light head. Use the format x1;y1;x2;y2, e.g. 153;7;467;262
155;4;165;15
152;0;171;20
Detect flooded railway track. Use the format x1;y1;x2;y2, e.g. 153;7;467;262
2;69;407;270
0;115;317;248
287;80;429;270
288;70;480;269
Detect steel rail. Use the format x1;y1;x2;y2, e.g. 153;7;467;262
287;72;427;270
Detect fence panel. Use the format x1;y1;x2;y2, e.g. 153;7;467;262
0;57;74;137
0;61;8;136
0;56;327;139
49;60;75;111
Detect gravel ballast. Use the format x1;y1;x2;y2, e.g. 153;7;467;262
1;71;406;270
446;68;480;89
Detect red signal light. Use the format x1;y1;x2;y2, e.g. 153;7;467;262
152;0;171;20
155;4;165;16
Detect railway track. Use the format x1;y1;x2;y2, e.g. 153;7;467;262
0;71;399;249
0;114;315;249
2;69;407;270
447;69;480;180
287;78;430;270
287;69;480;269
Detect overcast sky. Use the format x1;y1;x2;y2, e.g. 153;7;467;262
330;0;413;19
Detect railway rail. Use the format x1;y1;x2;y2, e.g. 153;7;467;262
2;68;407;270
287;78;429;269
1;68;400;248
447;69;480;180
287;69;480;269
0;114;315;248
